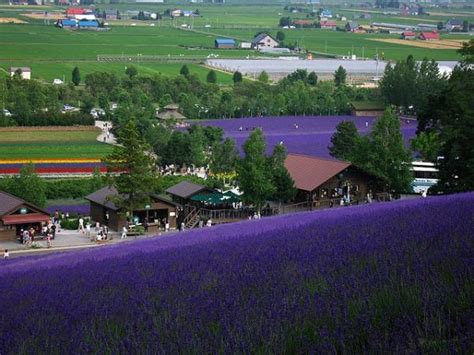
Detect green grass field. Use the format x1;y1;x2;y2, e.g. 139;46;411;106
0;3;470;82
0;128;113;159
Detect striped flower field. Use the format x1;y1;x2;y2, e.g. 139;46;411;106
0;159;106;175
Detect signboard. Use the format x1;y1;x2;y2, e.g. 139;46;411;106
20;208;28;215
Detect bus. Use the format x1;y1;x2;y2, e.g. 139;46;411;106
410;161;439;194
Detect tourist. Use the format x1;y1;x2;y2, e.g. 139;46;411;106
121;226;128;239
165;220;170;232
340;198;345;206
3;249;9;259
85;223;91;238
95;221;100;232
180;222;185;231
78;217;84;233
46;233;52;248
206;219;212;227
421;189;427;198
143;218;148;233
103;225;108;240
198;219;204;228
54;209;60;224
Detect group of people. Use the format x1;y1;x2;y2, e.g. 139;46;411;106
78;217;109;241
20;223;56;248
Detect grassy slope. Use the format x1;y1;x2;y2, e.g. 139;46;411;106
0;129;113;159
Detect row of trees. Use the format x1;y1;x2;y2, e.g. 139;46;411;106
0;63;377;126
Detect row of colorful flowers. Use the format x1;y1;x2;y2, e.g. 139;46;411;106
0;162;106;175
0;159;102;164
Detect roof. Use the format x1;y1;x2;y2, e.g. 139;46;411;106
164;104;180;110
86;187;180;210
321;20;337;26
2;213;50;225
66;8;87;14
85;186;119;210
284;154;351;192
0;191;49;217
294;20;313;25
350;101;385;111
165;181;207;199
9;67;31;73
156;110;186;120
347;21;359;29
402;31;416;36
420;31;439;39
447;18;462;26
252;33;277;45
215;38;236;45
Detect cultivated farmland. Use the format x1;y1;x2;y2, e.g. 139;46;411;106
0;193;472;352
0;127;112;160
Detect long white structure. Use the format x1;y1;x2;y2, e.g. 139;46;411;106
205;58;459;81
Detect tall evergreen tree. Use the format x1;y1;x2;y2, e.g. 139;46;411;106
211;138;239;175
329;121;360;160
103;119;157;216
206;70;217;84
232;71;243;84
334;66;347;87
180;64;190;77
237;129;275;212
269;144;296;204
367;108;412;193
72;67;81;86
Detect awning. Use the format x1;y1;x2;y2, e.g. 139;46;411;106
2;213;50;225
191;192;240;205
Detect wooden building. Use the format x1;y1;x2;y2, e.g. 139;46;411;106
165;181;211;205
156;104;186;121
0;191;50;242
85;187;180;232
350;101;385;118
284;154;374;203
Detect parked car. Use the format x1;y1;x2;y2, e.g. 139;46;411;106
2;109;12;117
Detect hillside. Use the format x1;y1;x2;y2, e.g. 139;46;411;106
0;193;473;352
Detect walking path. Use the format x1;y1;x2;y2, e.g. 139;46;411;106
95;120;118;145
1;228;178;258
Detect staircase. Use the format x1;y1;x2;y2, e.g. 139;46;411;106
184;207;201;229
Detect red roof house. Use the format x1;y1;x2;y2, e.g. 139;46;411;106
401;31;416;40
320;20;337;29
66;8;87;16
419;31;439;40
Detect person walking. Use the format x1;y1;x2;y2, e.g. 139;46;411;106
78;217;85;233
121;226;128;239
3;249;9;259
46;233;52;248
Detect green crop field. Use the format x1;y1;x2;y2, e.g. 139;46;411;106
0;3;469;82
0;128;113;159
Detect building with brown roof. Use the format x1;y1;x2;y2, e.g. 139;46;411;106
350;101;386;118
0;191;50;241
284;154;373;202
165;181;211;204
85;186;180;231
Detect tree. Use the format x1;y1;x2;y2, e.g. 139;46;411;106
180;64;190;77
211;138;239;175
334;66;347;87
237;129;275;212
232;71;243;84
366;108;412;193
410;131;441;162
329;121;360;160
206;70;217;84
125;65;138;79
258;71;269;83
307;71;318;86
269;144;296;205
103;119;157;216
279;16;292;27
10;164;46;208
418;41;474;192
462;20;469;33
72;67;80;86
276;30;285;41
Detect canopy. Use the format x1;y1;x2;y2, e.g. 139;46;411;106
191;192;240;205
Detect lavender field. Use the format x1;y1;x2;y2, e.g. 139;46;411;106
1;194;473;353
193;116;417;158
